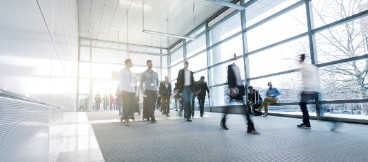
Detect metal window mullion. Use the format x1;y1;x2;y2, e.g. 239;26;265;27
240;0;250;98
305;0;321;118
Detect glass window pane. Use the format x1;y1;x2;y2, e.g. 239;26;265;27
319;60;368;100
249;72;301;103
248;37;309;78
78;78;89;94
247;5;307;52
193;70;207;82
322;103;368;120
210;13;241;45
91;48;121;64
209;35;243;66
80;47;90;61
91;63;121;79
247;0;300;27
316;17;368;64
170;47;183;66
130;54;160;67
312;0;368;29
79;62;90;77
170;64;182;81
162;56;168;67
187;52;207;72
209;59;244;86
187;35;206;58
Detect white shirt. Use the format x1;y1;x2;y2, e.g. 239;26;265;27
231;64;243;86
300;62;321;92
184;69;191;86
119;67;135;92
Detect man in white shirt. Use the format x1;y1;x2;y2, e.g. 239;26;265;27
176;61;195;122
119;59;135;126
297;54;320;129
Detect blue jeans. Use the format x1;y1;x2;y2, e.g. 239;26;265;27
182;86;193;119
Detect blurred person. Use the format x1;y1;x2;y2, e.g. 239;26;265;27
297;54;324;129
140;60;159;124
247;86;263;116
176;60;195;122
173;82;179;111
195;76;210;117
159;76;172;117
115;86;123;116
94;92;102;111
119;59;136;126
220;54;259;134
257;82;280;117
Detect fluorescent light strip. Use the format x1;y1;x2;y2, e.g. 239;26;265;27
143;30;196;40
207;0;246;10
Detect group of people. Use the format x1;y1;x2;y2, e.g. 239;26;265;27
118;59;211;126
118;53;325;133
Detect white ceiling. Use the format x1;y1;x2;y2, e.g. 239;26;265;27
78;0;227;48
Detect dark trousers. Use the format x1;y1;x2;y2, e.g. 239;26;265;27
191;95;195;117
222;98;255;130
183;86;193;120
121;91;135;120
300;91;317;126
198;96;205;116
161;96;170;115
145;90;158;121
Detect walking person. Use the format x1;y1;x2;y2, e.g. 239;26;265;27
195;76;210;117
176;60;195;122
220;54;259;134
159;76;172;117
119;59;136;126
297;54;321;129
140;60;159;124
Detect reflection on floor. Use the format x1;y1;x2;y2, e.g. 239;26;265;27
56;112;104;162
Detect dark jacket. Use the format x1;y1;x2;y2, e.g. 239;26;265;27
195;80;209;98
247;90;262;105
227;64;245;99
159;81;172;97
177;68;195;93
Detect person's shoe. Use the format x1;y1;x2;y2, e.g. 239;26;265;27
262;113;268;117
147;118;151;121
151;120;157;124
125;120;130;126
247;129;260;134
175;109;178;111
186;119;192;122
297;123;311;129
166;114;170;117
200;114;203;117
220;120;229;130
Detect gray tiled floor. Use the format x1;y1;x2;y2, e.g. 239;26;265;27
86;110;368;162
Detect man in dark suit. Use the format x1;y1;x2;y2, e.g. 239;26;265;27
220;55;259;134
159;76;172;117
195;76;210;117
176;60;195;122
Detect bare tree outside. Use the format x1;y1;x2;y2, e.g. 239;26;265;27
313;0;368;115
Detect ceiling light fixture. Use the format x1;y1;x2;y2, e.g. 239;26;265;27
206;0;246;10
141;0;196;41
143;30;196;41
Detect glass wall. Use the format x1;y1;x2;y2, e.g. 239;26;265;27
78;39;166;111
167;0;368;120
